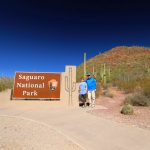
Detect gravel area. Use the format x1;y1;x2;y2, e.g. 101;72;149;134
0;116;82;150
88;88;150;130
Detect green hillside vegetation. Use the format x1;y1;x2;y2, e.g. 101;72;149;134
77;46;150;104
0;77;14;92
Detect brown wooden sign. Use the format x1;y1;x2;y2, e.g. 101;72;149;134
13;72;61;99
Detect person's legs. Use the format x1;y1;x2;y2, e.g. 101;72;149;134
82;94;86;107
88;91;92;106
80;94;84;107
91;90;96;107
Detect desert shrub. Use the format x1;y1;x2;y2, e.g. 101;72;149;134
106;92;114;98
124;93;150;106
0;77;14;92
143;87;150;98
102;90;114;98
121;104;134;115
0;79;6;91
112;76;150;95
102;83;108;90
0;84;4;92
116;80;137;93
95;82;102;98
140;77;150;98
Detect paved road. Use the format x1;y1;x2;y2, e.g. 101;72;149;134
1;90;150;150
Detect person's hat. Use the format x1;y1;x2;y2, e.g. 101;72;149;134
86;73;91;76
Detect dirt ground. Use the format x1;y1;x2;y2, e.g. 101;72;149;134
88;87;150;130
0;90;82;150
1;89;150;150
0;116;81;150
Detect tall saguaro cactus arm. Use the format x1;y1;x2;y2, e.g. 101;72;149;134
84;52;86;77
103;63;106;85
100;63;110;86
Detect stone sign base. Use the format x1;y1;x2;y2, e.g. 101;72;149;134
11;66;79;107
60;66;79;107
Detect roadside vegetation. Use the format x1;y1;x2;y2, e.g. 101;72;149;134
121;104;134;115
77;46;150;114
0;77;14;92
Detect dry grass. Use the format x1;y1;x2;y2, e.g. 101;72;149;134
0;77;14;92
122;77;150;107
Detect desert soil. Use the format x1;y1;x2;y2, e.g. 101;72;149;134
0;116;81;150
88;87;150;130
0;90;82;150
1;89;150;150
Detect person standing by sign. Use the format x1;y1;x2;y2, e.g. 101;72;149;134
79;78;87;107
86;73;97;107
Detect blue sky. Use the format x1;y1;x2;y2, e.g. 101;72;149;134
0;0;150;77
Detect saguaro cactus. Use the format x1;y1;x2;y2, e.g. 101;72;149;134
108;65;111;79
148;68;150;74
84;52;86;78
100;63;111;85
65;67;76;105
103;63;106;85
92;65;95;75
100;63;106;85
146;65;150;75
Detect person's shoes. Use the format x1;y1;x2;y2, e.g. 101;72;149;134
89;104;92;107
82;105;86;108
92;104;95;108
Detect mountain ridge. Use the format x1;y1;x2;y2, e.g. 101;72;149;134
77;46;150;81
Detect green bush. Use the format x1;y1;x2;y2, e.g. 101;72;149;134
121;104;134;115
124;93;150;106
